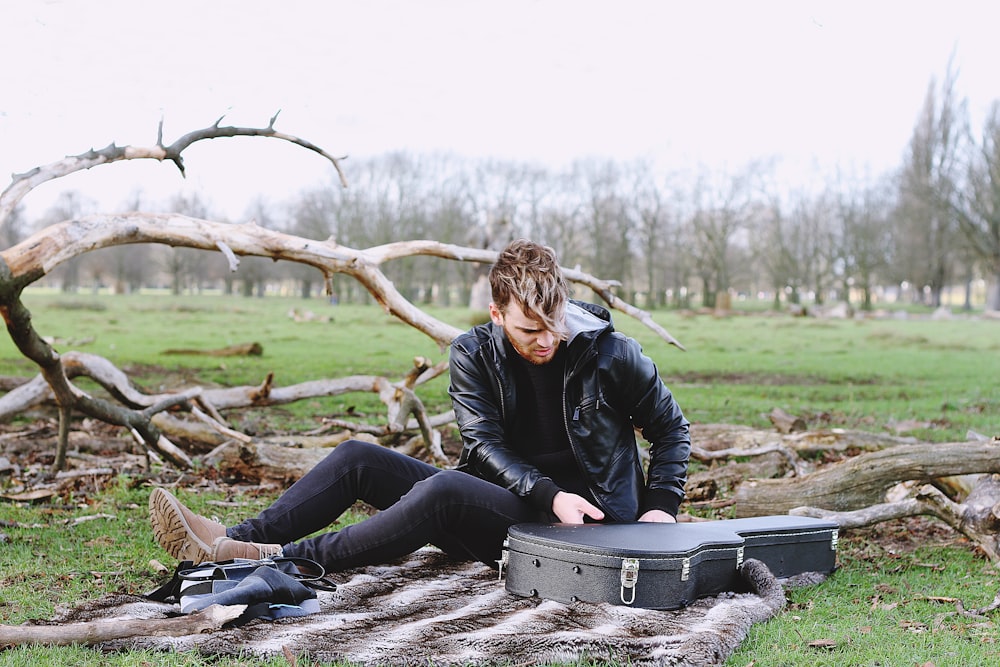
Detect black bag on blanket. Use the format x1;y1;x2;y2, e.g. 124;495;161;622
146;556;337;624
502;515;837;610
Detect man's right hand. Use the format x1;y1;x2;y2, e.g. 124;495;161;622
552;491;605;524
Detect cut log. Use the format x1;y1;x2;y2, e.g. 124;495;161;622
162;342;262;356
733;440;1000;517
200;429;454;486
202;438;378;485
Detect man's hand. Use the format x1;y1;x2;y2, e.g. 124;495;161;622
552;491;605;524
638;509;676;523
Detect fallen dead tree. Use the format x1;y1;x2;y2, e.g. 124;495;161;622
672;422;1000;564
731;439;1000;516
692;423;1000;565
0;116;683;472
681;423;929;506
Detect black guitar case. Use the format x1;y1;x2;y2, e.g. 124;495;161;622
502;515;837;610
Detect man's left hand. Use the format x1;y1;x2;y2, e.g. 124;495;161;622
637;509;676;523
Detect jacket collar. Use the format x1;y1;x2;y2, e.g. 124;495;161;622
565;300;613;346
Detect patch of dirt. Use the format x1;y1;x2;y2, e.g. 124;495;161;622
119;362;223;392
843;515;962;556
835;515;977;576
0;414;464;504
672;370;877;386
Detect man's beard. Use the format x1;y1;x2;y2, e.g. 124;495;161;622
505;329;559;365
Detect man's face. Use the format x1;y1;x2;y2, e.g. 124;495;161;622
489;301;561;365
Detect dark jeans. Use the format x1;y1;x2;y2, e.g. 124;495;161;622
227;440;540;572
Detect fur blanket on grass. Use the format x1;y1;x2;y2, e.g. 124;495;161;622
52;549;797;667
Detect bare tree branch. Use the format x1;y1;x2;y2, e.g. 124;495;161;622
1;218;684;350
0;603;246;646
0;114;348;227
364;240;686;349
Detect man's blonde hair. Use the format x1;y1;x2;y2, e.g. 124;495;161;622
489;239;570;338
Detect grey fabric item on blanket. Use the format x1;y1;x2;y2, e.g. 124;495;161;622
53;548;795;667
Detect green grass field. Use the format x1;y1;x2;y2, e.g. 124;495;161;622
1;291;999;666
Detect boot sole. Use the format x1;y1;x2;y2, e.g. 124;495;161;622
149;487;215;563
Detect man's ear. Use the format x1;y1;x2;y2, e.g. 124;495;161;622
488;302;504;326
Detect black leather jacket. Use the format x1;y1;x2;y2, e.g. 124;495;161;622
448;301;690;522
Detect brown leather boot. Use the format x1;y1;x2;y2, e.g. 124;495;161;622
211;536;284;561
149;487;228;563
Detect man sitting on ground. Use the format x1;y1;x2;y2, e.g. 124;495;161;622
150;238;690;571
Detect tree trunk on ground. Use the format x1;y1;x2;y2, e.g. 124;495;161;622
203;438;363;487
732;440;1000;516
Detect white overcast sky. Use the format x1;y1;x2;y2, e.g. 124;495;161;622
2;0;998;220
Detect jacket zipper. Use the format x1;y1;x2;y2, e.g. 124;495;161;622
564;343;610;519
496;373;505;420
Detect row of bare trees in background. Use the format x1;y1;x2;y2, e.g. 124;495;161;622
6;68;999;312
